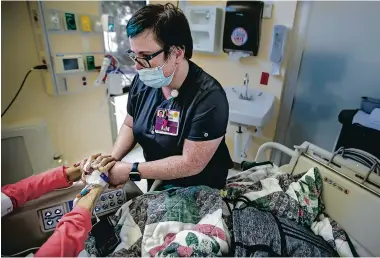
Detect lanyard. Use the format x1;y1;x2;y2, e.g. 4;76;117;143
168;97;175;110
163;89;179;112
168;89;179;110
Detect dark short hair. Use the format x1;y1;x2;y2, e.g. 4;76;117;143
126;3;193;59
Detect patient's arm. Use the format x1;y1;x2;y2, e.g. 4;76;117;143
1;166;81;216
35;157;115;257
35;186;104;257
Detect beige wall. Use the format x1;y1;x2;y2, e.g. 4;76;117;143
1;1;297;166
1;1;113;165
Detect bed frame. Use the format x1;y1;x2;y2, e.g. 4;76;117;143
256;141;380;257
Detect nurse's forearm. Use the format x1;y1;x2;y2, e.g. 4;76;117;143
110;156;201;184
109;138;222;184
139;156;202;180
137;137;221;180
111;124;136;161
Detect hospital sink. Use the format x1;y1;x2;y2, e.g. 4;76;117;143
224;86;276;128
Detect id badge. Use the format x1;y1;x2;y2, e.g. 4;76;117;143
155;108;180;136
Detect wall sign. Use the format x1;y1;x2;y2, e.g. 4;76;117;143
231;27;248;46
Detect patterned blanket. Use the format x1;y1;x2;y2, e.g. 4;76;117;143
86;186;230;257
85;164;356;257
222;164;356;257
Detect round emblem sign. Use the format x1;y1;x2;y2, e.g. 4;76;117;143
231;27;248;46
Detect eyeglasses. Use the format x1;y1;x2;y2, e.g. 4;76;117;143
126;49;165;68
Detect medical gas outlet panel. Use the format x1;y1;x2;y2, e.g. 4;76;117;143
36;2;107;96
50;54;102;95
38;188;126;233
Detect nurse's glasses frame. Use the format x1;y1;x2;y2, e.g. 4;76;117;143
126;49;165;68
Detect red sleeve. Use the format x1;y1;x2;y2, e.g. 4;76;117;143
1;166;71;209
35;206;92;257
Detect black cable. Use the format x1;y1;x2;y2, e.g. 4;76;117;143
1;65;47;118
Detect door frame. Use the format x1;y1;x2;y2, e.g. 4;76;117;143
108;97;118;143
271;1;313;164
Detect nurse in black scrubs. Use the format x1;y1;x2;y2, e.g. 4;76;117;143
103;3;233;190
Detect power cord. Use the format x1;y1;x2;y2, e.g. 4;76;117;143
2;246;40;257
1;65;47;118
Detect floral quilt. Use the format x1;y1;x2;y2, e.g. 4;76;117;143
85;164;356;257
85;186;230;257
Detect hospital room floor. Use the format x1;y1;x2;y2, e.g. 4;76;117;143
122;146;239;193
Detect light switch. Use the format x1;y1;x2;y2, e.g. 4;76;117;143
263;2;273;19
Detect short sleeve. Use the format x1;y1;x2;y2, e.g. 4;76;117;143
186;90;229;141
127;75;139;118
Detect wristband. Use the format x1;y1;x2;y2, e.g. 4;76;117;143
85;170;109;188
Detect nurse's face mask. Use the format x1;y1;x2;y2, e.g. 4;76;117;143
127;48;177;89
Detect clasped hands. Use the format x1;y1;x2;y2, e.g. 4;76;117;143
66;153;131;189
79;154;132;189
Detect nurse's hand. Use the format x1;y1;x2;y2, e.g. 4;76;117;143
80;154;116;185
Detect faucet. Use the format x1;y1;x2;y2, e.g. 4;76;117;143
239;73;252;100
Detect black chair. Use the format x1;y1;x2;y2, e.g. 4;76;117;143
336;109;380;160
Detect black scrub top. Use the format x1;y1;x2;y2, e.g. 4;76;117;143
127;60;233;189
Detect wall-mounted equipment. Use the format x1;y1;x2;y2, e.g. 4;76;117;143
45;10;61;30
64;12;77;31
263;2;273;19
269;25;288;76
80;15;92;32
185;6;223;53
86;55;96;71
101;14;115;32
223;1;264;57
54;55;85;74
34;1;106;96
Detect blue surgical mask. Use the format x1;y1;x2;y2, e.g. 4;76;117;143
137;60;176;89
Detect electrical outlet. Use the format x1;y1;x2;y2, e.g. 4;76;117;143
31;9;40;28
46;10;62;30
32;9;39;22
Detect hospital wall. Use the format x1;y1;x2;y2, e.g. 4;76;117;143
178;1;298;160
1;1;113;165
1;1;297;165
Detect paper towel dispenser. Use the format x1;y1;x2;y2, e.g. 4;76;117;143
223;1;264;56
185;6;223;53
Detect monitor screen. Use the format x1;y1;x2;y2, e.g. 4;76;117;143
63;58;79;70
1;136;34;186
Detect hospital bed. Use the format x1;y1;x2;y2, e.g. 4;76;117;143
255;141;380;257
2;141;380;256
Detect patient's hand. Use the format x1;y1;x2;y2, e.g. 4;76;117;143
80;154;116;185
65;165;82;182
